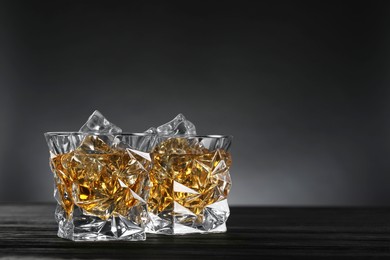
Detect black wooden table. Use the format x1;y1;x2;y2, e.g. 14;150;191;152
1;204;390;259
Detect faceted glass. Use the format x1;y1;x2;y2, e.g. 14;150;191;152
146;135;233;235
44;132;155;241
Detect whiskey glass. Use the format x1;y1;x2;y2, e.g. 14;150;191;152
146;135;233;235
44;132;155;241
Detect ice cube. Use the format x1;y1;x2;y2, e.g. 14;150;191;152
79;110;122;134
147;114;196;136
75;135;113;154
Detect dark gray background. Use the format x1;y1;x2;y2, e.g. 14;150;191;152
1;1;389;206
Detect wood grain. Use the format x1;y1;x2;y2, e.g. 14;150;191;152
1;204;390;259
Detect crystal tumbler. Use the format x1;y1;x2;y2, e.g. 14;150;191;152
146;135;233;235
44;132;155;241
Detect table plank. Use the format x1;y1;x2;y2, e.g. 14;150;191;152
1;204;390;259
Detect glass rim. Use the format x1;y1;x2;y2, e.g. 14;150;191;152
44;132;232;139
44;132;154;137
158;134;233;139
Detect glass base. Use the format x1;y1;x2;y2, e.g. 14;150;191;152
55;205;146;241
146;200;230;235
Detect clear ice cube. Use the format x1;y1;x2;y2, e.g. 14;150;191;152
146;114;196;136
79;110;122;134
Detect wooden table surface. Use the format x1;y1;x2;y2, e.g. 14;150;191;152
1;204;390;259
